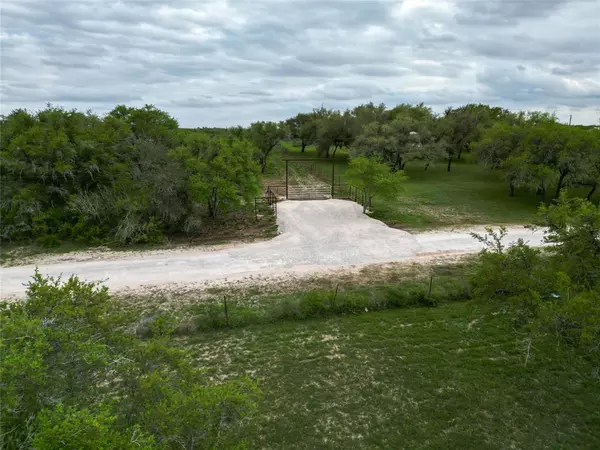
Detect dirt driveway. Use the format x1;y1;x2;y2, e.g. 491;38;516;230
0;200;545;298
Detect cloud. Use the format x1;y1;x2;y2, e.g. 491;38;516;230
1;0;599;126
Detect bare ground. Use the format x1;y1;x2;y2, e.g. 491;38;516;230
0;200;545;300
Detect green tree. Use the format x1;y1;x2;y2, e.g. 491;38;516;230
316;110;354;159
173;134;261;219
344;157;406;213
286;113;318;153
0;272;260;449
441;104;511;171
536;193;600;289
249;121;285;173
108;104;178;144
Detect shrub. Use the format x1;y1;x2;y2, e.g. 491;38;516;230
469;227;566;319
0;272;260;449
299;291;330;317
539;291;600;355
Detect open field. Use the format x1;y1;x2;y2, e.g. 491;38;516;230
183;300;600;449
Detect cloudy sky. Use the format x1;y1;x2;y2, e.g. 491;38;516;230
2;0;599;127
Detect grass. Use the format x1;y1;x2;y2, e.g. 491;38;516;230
182;300;600;449
273;144;599;230
375;158;541;229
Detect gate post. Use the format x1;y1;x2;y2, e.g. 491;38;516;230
285;160;289;199
331;162;335;198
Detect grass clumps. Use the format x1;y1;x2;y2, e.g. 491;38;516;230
184;275;467;333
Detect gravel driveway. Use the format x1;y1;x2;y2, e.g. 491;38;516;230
0;200;545;298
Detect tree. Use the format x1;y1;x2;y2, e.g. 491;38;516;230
441;104;511;171
249;121;285;173
351;102;387;136
108;104;178;144
0;272;260;449
475;118;599;199
286;112;317;152
352;112;444;172
316;110;354;159
344;156;406;213
173;134;261;219
536;193;600;289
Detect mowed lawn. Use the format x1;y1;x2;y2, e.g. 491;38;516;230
272;145;600;230
376;159;541;230
184;301;600;449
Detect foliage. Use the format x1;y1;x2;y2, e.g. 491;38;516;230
535;193;600;289
469;227;567;321
440;104;511;171
315;110;355;159
286;112;318;153
248;121;285;174
352;106;444;171
1;105;263;246
0;272;260;449
344;157;406;212
475;119;600;199
470;196;600;353
188;275;466;332
173;134;261;219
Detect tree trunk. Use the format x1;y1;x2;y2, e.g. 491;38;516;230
332;145;339;159
509;182;515;197
424;162;430;171
554;171;568;199
587;182;597;200
208;187;218;219
457;147;462;160
536;185;546;202
261;158;267;174
394;153;402;171
447;156;453;172
301;141;306;153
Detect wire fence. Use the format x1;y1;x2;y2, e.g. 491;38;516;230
333;184;370;210
254;186;278;219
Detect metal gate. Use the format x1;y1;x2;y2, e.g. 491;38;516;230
284;159;340;200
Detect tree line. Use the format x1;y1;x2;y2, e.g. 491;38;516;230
1;105;264;246
2;102;598;247
285;103;600;199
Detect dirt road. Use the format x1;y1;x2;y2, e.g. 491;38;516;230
0;200;545;298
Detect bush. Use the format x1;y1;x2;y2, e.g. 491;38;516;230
469;227;567;319
539;291;600;354
299;291;330;316
0;272;260;449
32;404;156;450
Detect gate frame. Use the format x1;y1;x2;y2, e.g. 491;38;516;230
284;158;338;200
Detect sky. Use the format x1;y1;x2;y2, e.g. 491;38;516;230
1;0;599;127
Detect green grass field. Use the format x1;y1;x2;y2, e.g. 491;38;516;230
183;301;600;449
273;144;599;230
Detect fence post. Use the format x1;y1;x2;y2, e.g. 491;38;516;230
285;160;289;199
223;296;229;325
331;163;335;198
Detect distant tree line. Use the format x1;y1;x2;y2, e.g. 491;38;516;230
284;103;600;199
